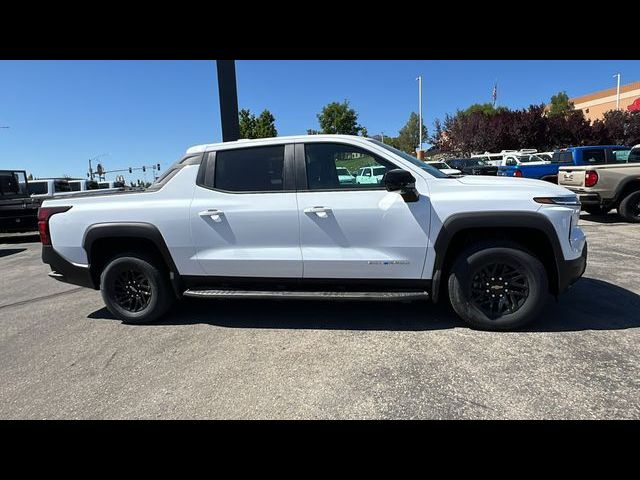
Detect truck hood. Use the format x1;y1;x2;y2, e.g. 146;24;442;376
455;174;574;196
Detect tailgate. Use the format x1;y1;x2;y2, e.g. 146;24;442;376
558;168;585;188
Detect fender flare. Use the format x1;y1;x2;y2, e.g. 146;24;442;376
82;222;180;293
613;176;640;203
430;211;563;302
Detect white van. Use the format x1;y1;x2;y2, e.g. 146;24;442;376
472;149;538;167
68;179;100;192
27;178;72;200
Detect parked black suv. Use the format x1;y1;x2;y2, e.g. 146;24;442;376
446;158;498;176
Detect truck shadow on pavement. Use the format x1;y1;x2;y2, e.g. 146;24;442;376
0;234;40;244
580;213;628;224
0;248;27;258
88;277;640;333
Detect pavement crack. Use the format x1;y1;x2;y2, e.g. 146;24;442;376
0;287;84;311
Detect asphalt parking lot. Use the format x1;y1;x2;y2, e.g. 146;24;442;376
1;214;639;419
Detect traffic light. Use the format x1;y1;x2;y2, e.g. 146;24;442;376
129;167;132;173
157;163;160;171
142;166;146;172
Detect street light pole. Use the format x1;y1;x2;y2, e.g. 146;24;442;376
613;73;621;110
416;75;423;152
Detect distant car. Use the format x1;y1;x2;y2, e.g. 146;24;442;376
97;180;126;189
446;158;498;176
500;153;550;167
68;179;99;192
536;152;554;162
0;170;39;233
498;145;631;182
423;161;461;176
558;144;640;221
355;165;387;184
27;178;72;201
335;167;356;185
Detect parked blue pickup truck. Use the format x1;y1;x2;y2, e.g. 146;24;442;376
497;146;630;182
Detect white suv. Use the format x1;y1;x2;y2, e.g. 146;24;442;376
39;135;587;330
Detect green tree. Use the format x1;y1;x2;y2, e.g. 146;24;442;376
254;109;278;138
548;91;574;116
239;108;278;138
396;112;428;154
316;100;364;135
462;103;506;116
27;173;33;180
239;109;256;138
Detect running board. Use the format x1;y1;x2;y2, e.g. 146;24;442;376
183;289;429;301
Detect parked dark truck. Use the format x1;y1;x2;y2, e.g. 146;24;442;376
0;170;39;233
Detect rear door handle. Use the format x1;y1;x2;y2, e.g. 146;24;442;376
304;206;332;218
199;208;224;221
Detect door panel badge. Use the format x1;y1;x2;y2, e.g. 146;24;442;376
367;260;410;265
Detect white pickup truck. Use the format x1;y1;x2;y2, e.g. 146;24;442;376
39;135;587;330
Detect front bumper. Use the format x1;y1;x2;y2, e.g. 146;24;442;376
42;245;96;289
557;242;587;294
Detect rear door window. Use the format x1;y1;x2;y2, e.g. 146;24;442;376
582;149;606;164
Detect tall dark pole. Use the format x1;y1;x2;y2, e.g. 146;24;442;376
216;60;240;142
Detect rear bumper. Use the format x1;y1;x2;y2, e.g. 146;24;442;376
564;188;603;206
557;242;587;294
42;245;96;289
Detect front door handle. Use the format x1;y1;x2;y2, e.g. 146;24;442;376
199;208;224;222
304;206;332;218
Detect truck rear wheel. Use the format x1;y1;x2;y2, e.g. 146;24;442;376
617;191;640;223
100;253;175;324
447;242;549;331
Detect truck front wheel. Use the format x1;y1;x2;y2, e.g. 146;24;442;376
447;242;549;331
100;253;175;324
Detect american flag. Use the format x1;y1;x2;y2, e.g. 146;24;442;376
492;82;497;105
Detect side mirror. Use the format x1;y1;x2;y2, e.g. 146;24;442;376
383;169;419;202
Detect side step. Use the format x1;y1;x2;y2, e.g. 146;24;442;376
183;289;429;301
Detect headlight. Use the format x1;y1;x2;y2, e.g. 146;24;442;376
533;196;581;206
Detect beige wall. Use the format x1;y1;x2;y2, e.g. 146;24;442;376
571;81;640;122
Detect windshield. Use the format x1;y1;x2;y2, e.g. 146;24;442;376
336;167;351;175
365;139;449;178
429;162;448;169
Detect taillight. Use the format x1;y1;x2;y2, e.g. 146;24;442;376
514;169;522;177
585;170;598;187
37;206;71;245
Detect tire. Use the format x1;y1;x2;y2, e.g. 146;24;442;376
100;253;175;324
447;241;549;331
617;190;640;223
583;205;609;215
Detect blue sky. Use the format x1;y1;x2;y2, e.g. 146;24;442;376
1;60;639;180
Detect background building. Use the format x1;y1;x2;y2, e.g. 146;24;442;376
571;81;640;122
